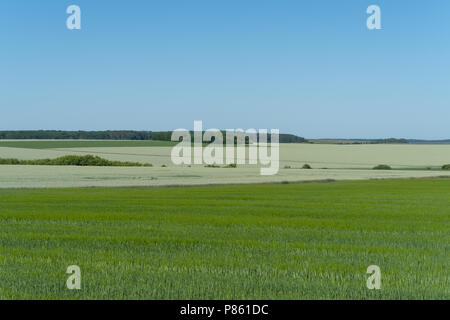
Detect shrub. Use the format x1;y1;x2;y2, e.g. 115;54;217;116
205;164;220;168
224;163;237;168
0;158;21;165
0;155;152;167
442;164;450;170
373;164;392;170
302;164;312;169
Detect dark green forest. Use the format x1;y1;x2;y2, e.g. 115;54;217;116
0;130;307;143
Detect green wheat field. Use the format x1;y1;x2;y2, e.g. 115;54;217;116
0;178;448;299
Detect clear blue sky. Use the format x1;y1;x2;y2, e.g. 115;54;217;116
0;0;449;139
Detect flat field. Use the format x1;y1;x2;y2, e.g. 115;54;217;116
1;140;450;188
1;165;450;189
0;179;448;299
1;141;450;169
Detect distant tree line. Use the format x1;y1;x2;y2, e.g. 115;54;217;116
170;131;307;144
371;138;409;144
328;138;409;145
278;134;307;143
0;130;307;143
0;130;153;140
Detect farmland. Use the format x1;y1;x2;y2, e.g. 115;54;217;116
2;141;450;169
0;179;448;299
2;165;450;189
0;140;449;300
1;140;450;188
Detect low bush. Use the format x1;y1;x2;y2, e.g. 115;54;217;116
373;164;392;170
205;164;220;168
442;164;450;170
302;164;312;169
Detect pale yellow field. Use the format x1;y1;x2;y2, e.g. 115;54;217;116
1;165;450;189
1;143;449;188
1;143;450;168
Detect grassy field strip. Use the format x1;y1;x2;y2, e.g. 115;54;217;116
0;179;448;299
1;165;450;189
